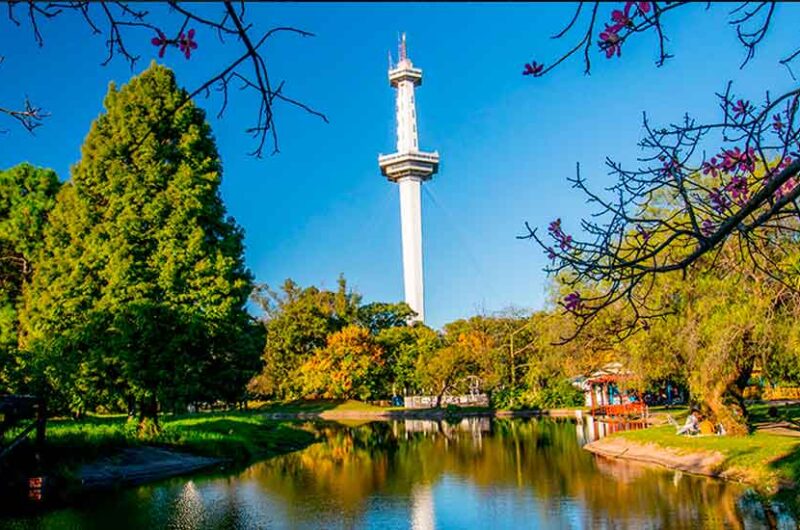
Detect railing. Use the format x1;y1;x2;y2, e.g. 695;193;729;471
404;394;489;409
0;395;46;465
594;402;648;418
378;151;440;165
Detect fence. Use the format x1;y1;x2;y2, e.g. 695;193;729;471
403;394;489;409
0;395;46;465
593;402;648;419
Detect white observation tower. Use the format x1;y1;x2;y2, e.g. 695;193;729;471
378;33;439;323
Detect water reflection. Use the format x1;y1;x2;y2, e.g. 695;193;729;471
3;418;795;529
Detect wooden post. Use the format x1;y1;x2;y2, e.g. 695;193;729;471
36;400;45;444
35;398;46;462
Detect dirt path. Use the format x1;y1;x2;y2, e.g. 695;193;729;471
76;446;222;490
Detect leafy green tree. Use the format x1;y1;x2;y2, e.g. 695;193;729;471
376;324;442;396
19;63;258;426
441;315;522;395
620;240;800;434
416;329;494;407
0;163;60;392
249;276;361;399
357;302;415;334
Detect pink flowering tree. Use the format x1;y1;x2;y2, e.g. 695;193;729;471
520;2;800;338
1;1;327;157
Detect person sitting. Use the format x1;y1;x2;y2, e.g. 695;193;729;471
676;410;700;435
698;418;716;435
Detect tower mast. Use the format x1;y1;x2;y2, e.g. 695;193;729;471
378;33;439;323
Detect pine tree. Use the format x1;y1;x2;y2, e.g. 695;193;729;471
0;163;60;392
19;63;259;425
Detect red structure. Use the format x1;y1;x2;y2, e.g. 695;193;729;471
583;368;648;420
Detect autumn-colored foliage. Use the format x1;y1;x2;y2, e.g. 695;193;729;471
299;325;387;401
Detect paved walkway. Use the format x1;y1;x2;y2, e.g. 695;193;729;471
755;421;800;437
77;446;221;489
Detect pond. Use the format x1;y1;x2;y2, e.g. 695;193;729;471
2;418;796;529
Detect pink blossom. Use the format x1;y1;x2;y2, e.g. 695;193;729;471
709;187;729;213
523;61;544;77
725;174;749;204
718;147;755;174
701;219;715;237
630;1;652;14
701;157;719;178
775;177;798;200
178;29;198;59
773;114;784;133
548;218;573;251
599;25;622;58
611;8;632;30
151;30;169;58
547;247;557;260
564;292;582;312
772;157;797;198
657;154;681;178
732;99;750;119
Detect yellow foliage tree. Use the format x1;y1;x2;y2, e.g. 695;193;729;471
299;325;386;401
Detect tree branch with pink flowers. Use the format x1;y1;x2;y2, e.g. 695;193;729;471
2;1;327;157
520;1;800;339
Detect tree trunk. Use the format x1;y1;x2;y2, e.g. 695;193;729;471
705;381;748;436
138;395;160;437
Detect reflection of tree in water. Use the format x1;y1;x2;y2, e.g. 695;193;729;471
240;419;781;529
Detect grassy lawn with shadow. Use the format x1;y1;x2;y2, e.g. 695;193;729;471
42;410;317;468
617;423;800;493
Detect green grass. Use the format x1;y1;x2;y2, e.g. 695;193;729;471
748;401;800;424
42;410;317;468
617;424;800;493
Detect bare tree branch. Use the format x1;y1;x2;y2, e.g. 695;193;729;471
2;1;327;157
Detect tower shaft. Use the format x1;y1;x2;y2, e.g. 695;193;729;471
398;176;424;321
395;78;419;153
378;34;439;323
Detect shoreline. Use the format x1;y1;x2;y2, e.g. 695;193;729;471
261;407;583;421
584;436;725;479
583;431;799;495
75;446;224;491
39;409;580;499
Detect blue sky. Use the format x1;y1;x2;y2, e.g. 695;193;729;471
1;3;798;328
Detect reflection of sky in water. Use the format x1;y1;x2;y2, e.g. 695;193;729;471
2;418;793;529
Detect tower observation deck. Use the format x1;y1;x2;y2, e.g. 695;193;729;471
378;34;439;323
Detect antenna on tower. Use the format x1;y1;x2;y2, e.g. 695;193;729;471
388;50;393;69
399;32;407;61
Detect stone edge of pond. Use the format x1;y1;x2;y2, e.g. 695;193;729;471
75;446;225;491
583;436;725;479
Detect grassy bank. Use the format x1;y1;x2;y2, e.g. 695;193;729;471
43;411;317;469
615;423;800;494
37;398;577;470
252;398;580;418
253;399;398;414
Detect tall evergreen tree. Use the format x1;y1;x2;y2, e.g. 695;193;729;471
19;63;259;424
0;163;60;392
